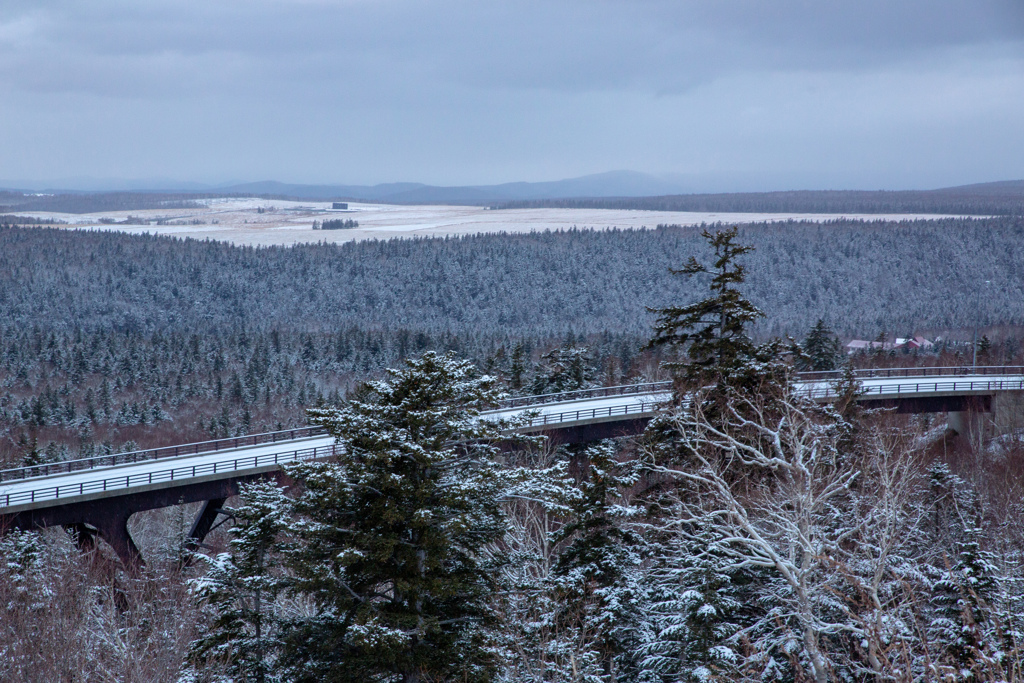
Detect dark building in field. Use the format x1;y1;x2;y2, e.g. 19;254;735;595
332;202;348;210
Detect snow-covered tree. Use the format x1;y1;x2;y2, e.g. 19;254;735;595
798;319;843;372
494;450;576;683
508;343;527;392
645;226;764;386
546;441;644;683
280;352;510;683
639;390;888;683
922;465;1018;679
190;480;292;683
930;528;1008;677
638;518;746;683
530;345;596;395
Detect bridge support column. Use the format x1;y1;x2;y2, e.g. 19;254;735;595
63;514;142;571
991;390;1024;437
92;511;144;572
947;410;971;437
947;400;992;455
189;497;229;546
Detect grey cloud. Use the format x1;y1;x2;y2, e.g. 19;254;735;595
2;0;1022;98
0;0;1022;187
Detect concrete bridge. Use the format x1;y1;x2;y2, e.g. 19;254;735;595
2;366;1021;568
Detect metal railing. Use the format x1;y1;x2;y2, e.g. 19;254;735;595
517;377;1024;427
4;366;1024;498
519;400;664;428
0;443;340;509
5;375;1024;509
797;365;1024;382
498;381;672;409
0;426;328;483
802;378;1024;400
500;366;1024;408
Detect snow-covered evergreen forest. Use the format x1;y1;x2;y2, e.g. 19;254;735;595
3;218;1023;465
2;222;1024;681
2;218;1024;338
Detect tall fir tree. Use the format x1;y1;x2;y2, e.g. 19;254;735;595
280;352;509;683
508;343;527;392
799;319;843;372
548;442;644;683
645;226;765;386
530;345;596;395
638;521;745;683
191;480;292;683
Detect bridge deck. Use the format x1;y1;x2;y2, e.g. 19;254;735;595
3;372;1020;512
2;368;1020;568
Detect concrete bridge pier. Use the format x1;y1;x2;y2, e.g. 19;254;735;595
60;509;143;571
946;391;1024;447
992;390;1024;437
941;394;991;436
92;510;144;571
947;409;986;439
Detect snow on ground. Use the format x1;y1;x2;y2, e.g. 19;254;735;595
5;198;985;247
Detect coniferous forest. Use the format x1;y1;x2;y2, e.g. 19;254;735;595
2;221;1024;681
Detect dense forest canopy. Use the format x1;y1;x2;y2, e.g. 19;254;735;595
1;218;1022;340
4;217;1021;466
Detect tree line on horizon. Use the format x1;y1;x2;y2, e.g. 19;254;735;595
493;186;1024;215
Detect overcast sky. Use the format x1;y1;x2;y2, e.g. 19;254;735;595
1;0;1023;191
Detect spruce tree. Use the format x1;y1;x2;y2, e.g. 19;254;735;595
929;527;1009;676
639;522;743;682
191;480;291;683
799;319;843;371
280;352;508;683
978;335;992;362
646;226;764;386
548;442;643;683
508;343;526;392
924;466;1012;677
530;345;595;395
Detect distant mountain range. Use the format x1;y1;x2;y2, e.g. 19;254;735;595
216;176;1024;206
180;170;697;204
1;173;1022;215
0;171;691;203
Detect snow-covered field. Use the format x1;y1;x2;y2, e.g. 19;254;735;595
8;198;982;247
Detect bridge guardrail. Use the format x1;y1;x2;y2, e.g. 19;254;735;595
499;381;672;409
5;369;1024;491
501;367;1024;408
5;377;1024;509
518;378;1024;426
798;365;1024;382
0;426;328;483
0;443;341;509
802;378;1024;400
520;399;665;428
